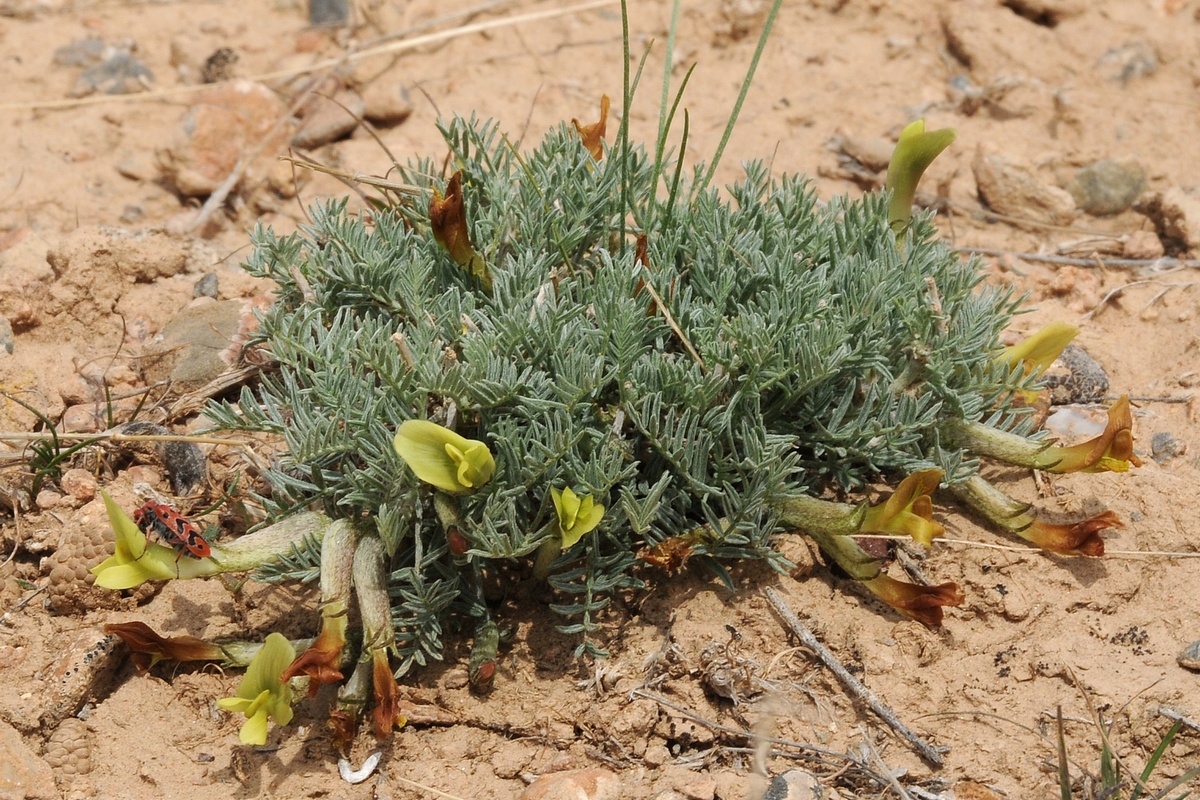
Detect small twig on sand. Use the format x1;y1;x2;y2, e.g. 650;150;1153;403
957;247;1200;271
1159;707;1200;733
857;725;915;800
763;587;946;767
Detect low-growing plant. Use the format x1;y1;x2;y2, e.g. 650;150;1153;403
101;0;1141;745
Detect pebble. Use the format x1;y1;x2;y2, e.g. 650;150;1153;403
520;768;623;800
1097;41;1158;84
1123;230;1164;260
1150;432;1186;463
1042;344;1110;405
193;272;219;298
59;469;98;502
157;80;293;197
310;0;350;26
200;47;238;84
52;37;108;68
1067;159;1145;216
972;144;1075;227
292;89;365;149
1143;188;1200;253
361;81;414;127
35;489;63;510
72;51;153;97
0;719;58;800
1178;639;1200;670
140;299;255;390
763;769;822;800
0;314;12;355
837;134;893;172
116;151;158;182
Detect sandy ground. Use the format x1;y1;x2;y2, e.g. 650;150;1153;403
1;1;1199;798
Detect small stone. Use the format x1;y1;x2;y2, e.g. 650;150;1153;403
837;134;893;172
71;50;154;97
1144;188;1200;253
361;81;413;127
200;47;238;84
671;771;716;800
116;151;158;182
1097;41;1158;84
1067;159;1145;216
309;0;350;27
0;314;12;355
1043;405;1108;441
157;81;293;197
140;299;256;390
1178;639;1200;670
1123;230;1164;260
193;272;219;298
1042;344;1110;405
491;740;532;780
0;719;58;800
972;145;1075;227
59;469;97;502
763;769;822;800
520;768;623;800
1150;432;1186;463
643;744;670;768
35;489;63;510
61;406;99;434
292;89;365;149
441;667;469;690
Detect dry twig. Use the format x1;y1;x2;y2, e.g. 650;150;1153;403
958;246;1200;271
763;587;946;767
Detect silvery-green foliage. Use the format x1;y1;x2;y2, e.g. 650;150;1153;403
208;114;1033;661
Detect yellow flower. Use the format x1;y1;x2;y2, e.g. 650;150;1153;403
884;119;956;233
216;632;296;746
1036;395;1143;474
393;420;495;494
91;492;213;589
1000;322;1079;403
859;469;945;546
551;486;605;549
1001;322;1079;375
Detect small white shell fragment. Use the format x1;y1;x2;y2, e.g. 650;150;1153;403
338;751;382;784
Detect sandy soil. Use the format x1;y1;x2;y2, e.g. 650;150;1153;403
1;1;1199;798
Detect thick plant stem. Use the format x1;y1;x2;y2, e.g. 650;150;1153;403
949;473;1114;556
941;418;1047;469
354;533;404;738
774;494;866;538
281;519;358;691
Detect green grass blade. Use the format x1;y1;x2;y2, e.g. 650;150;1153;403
694;0;783;199
1056;706;1073;800
1130;720;1181;800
